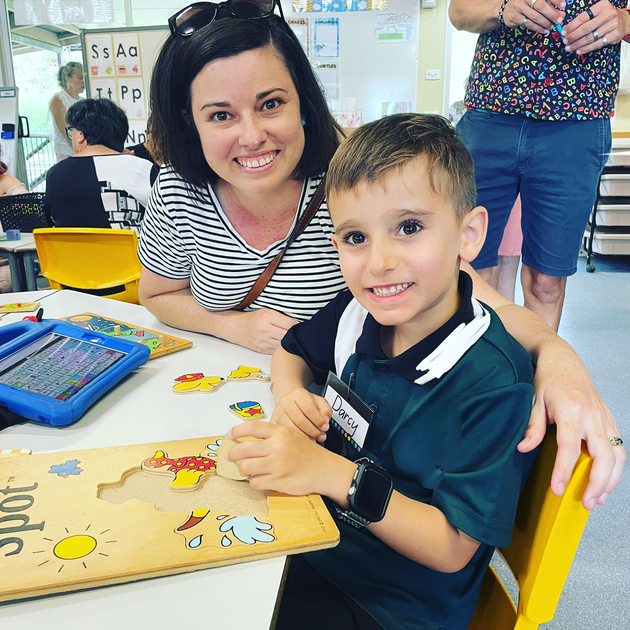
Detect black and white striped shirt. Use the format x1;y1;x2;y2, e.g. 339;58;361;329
138;168;346;321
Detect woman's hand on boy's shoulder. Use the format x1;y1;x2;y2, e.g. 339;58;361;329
271;388;332;442
226;421;354;499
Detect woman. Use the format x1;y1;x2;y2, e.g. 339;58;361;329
140;12;344;355
138;6;623;508
49;62;84;163
44;98;156;231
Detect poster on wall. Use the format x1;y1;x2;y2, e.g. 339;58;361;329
113;33;142;76
375;12;413;43
90;78;117;101
313;18;339;58
117;78;146;119
313;62;339;100
128;121;148;146
86;34;115;77
287;18;310;56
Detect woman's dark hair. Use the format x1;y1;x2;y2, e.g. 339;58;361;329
150;15;341;190
66;98;129;152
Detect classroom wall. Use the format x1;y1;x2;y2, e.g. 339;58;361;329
615;95;630;132
416;0;448;114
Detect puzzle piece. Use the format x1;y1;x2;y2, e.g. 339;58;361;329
0;301;40;313
48;459;82;478
229;401;265;420
142;450;217;491
172;375;226;394
216;438;248;481
226;366;271;382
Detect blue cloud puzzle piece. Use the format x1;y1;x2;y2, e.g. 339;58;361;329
49;459;83;478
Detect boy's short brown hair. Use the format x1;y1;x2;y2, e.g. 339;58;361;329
326;113;476;222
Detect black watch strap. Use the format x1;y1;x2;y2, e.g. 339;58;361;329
334;503;372;528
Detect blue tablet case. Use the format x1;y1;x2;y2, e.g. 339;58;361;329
0;320;151;427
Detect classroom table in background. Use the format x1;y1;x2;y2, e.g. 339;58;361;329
0;233;37;293
0;290;287;630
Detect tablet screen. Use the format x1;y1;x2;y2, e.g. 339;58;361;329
0;333;126;400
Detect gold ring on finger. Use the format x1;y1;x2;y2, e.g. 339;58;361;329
610;437;623;446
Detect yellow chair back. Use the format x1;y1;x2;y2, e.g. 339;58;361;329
33;228;142;304
467;428;592;630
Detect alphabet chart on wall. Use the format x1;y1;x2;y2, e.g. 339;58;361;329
83;27;169;145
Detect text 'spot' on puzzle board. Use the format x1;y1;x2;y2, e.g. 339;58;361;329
0;437;339;602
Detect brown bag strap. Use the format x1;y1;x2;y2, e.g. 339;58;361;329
234;177;327;311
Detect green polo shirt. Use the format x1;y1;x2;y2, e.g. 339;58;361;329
281;272;534;630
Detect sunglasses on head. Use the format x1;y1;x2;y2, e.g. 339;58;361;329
169;0;284;37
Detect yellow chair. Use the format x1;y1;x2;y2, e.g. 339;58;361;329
33;228;142;304
468;428;593;630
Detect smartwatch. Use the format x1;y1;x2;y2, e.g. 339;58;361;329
334;458;393;528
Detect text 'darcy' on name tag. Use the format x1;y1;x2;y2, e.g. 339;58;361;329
323;371;374;455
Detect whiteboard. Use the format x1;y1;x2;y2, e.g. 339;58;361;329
283;0;419;124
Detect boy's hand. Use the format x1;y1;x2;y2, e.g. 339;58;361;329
226;422;354;500
270;388;332;442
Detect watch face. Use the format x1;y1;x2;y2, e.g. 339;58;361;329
353;465;392;519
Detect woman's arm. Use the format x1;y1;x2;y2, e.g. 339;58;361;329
0;173;26;197
463;261;625;510
449;0;565;35
138;267;300;354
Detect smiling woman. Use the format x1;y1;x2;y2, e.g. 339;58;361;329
138;11;344;354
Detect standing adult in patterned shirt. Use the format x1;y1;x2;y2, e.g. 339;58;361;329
450;0;630;331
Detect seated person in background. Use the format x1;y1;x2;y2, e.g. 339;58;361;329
125;116;162;176
228;114;535;630
0;151;28;196
44;98;158;232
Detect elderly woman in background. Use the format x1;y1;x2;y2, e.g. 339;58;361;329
44;98;157;232
49;62;84;162
138;2;623;508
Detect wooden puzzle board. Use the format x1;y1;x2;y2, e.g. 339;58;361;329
59;313;192;359
0;436;339;602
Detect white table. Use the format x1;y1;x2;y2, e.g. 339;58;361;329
0;290;286;630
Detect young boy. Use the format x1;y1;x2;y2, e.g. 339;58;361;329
227;114;534;630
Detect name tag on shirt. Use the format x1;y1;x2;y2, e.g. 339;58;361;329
323;371;373;456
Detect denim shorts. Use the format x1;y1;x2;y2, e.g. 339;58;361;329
457;110;611;276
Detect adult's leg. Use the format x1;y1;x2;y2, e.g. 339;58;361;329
520;265;566;331
476;265;499;289
519;118;611;329
495;197;523;302
456;111;521;271
497;255;521;303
